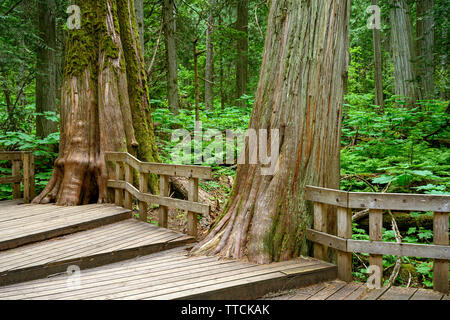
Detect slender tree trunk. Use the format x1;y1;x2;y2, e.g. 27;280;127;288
163;0;179;114
36;0;57;138
416;0;435;98
235;0;248;106
390;0;422;106
204;0;215;109
135;0;145;53
372;0;384;110
33;0;160;206
192;0;350;263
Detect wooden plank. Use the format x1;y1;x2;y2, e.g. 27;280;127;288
22;153;34;204
0;152;23;160
305;186;348;207
11;160;21;199
433;211;449;293
108;180;210;215
114;162;124;207
327;282;363;300
287;282;327;300
159;175;169;228
306;229;347;251
313;202;328;260
347;192;449;212
361;286;389;300
344;284;368;300
308;280;347;300
187;177;199;238
378;286;418;300
105;152;212;179
369;209;383;286
347;239;450;260
139;172;148;222
337;207;352;282
410;288;445;300
124;164;133;210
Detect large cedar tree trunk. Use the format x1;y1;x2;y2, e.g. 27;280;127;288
192;0;350;263
33;0;160;205
372;0;384;109
390;0;422;106
204;0;215;109
36;0;58;138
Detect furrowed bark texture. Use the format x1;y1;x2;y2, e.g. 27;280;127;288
372;0;384;109
235;0;248;105
390;0;422;106
416;0;435;98
204;0;215;109
192;0;350;264
33;0;160;205
36;0;58;138
163;0;179;114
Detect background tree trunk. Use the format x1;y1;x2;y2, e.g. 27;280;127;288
372;0;384;109
192;0;350;264
33;0;160;205
36;0;57;138
235;0;248;106
135;0;145;53
416;0;435;98
163;0;179;114
390;0;422;106
204;0;215;109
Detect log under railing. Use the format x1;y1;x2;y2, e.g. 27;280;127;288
305;185;449;293
0;151;35;203
105;152;212;239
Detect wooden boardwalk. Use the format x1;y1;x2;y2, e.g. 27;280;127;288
0;201;130;250
0;219;194;286
263;280;449;300
0;246;336;300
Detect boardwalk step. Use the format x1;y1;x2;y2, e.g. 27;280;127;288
0;203;131;251
0;219;194;286
0;247;336;300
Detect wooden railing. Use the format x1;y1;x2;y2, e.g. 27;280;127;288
105;152;212;238
305;185;449;293
0;152;35;204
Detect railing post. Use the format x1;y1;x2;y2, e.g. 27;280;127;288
313;202;328;260
369;209;383;287
11;160;21;199
187;177;199;238
337;206;353;282
114;161;124;207
159;175;169;228
22;152;34;204
139;172;149;222
433;211;449;293
124;163;133;210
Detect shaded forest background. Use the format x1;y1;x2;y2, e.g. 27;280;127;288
0;0;449;288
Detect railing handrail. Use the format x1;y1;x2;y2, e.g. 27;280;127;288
105;152;212;180
306;185;449;212
305;185;449;293
105;152;211;239
0;151;35;203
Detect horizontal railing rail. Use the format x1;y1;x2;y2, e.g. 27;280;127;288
305;185;449;293
105;152;212;238
0;151;35;203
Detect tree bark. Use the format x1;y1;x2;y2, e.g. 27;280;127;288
33;0;160;206
416;0;435;98
162;0;179;114
204;0;215;109
390;0;422;106
134;0;145;53
235;0;248;106
192;0;351;263
372;0;384;109
36;0;58;138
